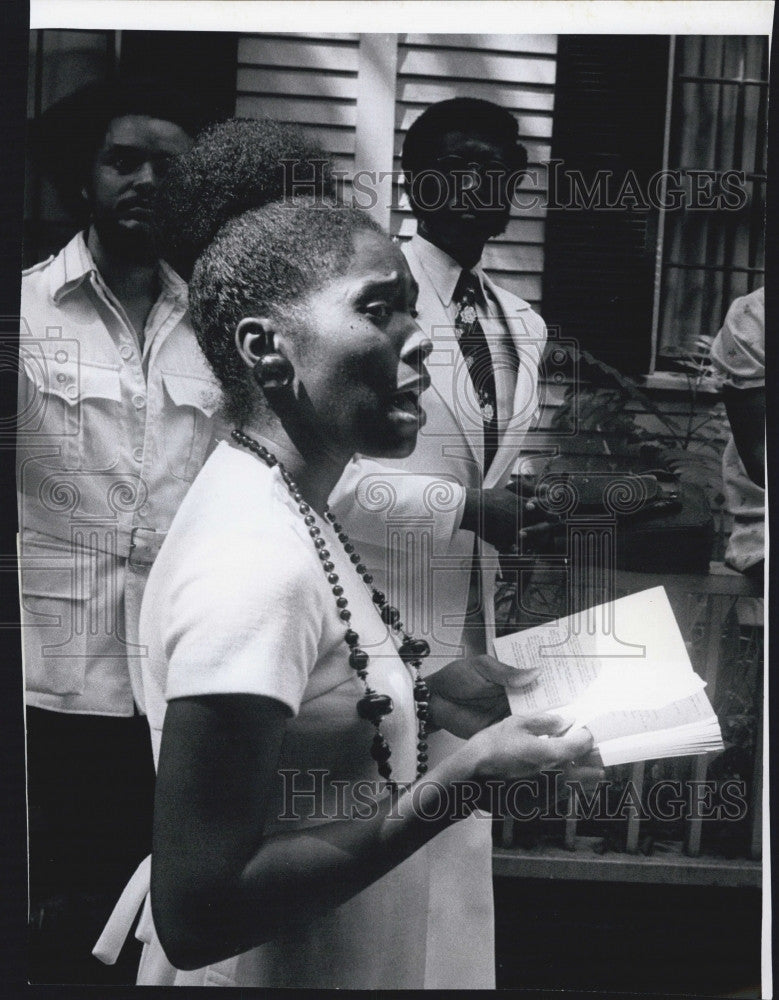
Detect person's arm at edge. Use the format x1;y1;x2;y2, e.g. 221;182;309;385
151;691;591;970
721;384;765;487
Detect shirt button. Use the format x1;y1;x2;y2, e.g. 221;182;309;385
55;350;68;363
56;372;66;383
120;345;133;361
133;446;144;463
66;384;78;400
132;394;146;409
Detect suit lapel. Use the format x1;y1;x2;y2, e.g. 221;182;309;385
480;274;541;488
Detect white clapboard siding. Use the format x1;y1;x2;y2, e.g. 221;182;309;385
237;33;361;166
236;33;557;310
395;34;557;310
236;95;357;128
397;47;556;87
397;78;555;113
238;35;361;72
403;34;557;55
487;273;543;305
237;66;357;100
481;243;543;273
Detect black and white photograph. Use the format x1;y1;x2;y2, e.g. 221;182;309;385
4;1;772;994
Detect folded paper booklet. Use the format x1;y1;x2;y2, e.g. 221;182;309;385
492;586;724;767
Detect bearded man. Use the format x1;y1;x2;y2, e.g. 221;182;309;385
18;77;220;982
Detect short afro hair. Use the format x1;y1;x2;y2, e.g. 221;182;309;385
33;75;215;223
401;97;528;215
154;117;335;280
190;200;383;425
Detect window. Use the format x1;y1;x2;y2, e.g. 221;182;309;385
541;34;768;375
656;35;768;364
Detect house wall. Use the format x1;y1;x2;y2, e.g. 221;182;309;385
22;30;735;557
236;32;557;311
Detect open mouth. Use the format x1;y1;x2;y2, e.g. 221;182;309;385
389;375;430;426
391;389;421;416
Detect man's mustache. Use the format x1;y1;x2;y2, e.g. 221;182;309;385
116;195;154;215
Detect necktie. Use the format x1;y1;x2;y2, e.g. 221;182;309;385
453;269;498;472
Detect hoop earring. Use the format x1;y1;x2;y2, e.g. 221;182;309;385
252;353;295;390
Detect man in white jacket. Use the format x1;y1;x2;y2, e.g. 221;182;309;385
328;97;549;989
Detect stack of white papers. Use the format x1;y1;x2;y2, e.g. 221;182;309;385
492;586;724;767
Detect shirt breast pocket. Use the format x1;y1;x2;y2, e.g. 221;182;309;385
20;348;123;472
159;371;221;482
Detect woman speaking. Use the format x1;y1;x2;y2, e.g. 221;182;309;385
96;120;595;989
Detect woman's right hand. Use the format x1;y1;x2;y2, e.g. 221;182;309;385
153;694;597;970
455;712;595;782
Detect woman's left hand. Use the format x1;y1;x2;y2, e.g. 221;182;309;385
426;655;539;739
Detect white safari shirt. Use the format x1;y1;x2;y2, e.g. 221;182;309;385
17;232;225;716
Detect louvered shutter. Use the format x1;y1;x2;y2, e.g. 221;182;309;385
541;35;669;372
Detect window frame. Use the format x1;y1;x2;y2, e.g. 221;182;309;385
650;33;768;379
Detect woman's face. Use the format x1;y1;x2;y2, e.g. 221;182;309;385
289;229;431;460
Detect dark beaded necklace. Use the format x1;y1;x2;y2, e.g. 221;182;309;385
232;429;432;787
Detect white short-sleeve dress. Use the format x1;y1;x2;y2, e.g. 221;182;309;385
126;441;494;989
